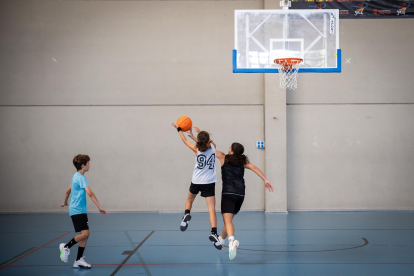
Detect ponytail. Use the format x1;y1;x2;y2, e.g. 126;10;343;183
225;143;248;166
196;131;211;152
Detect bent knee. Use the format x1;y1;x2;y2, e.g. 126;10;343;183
81;231;90;239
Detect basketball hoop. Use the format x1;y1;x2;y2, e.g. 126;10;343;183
273;58;303;90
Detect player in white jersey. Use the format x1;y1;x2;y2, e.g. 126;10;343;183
172;123;223;250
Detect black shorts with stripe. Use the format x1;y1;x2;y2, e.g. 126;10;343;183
221;194;244;215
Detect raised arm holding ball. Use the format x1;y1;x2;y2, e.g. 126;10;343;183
172;117;222;250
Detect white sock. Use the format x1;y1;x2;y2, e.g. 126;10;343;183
229;236;235;243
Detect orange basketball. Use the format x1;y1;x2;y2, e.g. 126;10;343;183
176;116;192;132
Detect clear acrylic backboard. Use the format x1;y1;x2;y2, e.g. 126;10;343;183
233;9;341;73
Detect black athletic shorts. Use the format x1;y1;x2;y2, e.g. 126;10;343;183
221;194;244;215
189;183;215;197
71;213;89;232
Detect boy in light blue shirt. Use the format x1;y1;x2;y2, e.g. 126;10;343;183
69;172;89;216
59;154;107;269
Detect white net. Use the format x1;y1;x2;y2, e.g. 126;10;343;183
273;59;302;90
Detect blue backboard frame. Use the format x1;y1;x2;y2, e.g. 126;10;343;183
233;49;341;73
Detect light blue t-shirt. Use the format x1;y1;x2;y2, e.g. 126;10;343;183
69;172;89;216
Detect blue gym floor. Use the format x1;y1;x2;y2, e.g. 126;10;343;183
0;211;413;276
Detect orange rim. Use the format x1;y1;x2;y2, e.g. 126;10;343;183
274;58;303;71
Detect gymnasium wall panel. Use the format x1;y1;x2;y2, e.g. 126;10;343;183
0;0;263;106
0;105;266;212
287;105;414;210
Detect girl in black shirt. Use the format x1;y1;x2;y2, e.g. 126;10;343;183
216;142;274;260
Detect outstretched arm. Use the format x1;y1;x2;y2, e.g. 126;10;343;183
188;126;201;143
172;123;197;154
216;150;226;166
193;126;201;134
188;128;198;143
61;186;71;207
85;187;107;216
244;162;274;192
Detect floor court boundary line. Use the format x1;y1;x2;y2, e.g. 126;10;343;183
219;238;369;253
124;230;152;276
110;231;155;276
3;263;414;268
1;229;413;234
0;247;36;266
143;238;369;253
0;231;71;271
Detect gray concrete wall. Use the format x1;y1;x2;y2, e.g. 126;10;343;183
287;19;414;210
0;0;268;212
1;0;413;212
0;0;263;105
0;106;265;212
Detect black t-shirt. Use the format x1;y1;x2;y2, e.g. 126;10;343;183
221;159;245;196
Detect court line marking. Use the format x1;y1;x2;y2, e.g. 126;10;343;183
3;262;414;267
124;230;152;276
146;245;364;247
0;247;36;266
0;231;71;272
40;243;405;248
110;231;155;276
121;229;414;231
1;228;413;234
45;245;135;248
223;238;369;253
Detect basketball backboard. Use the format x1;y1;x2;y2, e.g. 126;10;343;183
234;9;341;73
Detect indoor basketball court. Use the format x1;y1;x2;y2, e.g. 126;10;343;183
0;0;413;275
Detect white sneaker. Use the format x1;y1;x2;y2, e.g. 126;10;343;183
59;243;70;263
73;256;91;268
229;240;239;260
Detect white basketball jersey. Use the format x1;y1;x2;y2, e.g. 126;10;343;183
192;144;217;184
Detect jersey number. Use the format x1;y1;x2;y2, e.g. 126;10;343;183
197;154;215;170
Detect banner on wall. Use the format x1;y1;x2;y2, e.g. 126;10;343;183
290;0;413;18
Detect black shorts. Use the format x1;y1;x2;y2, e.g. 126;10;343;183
189;183;215;197
221;194;245;215
71;214;89;232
